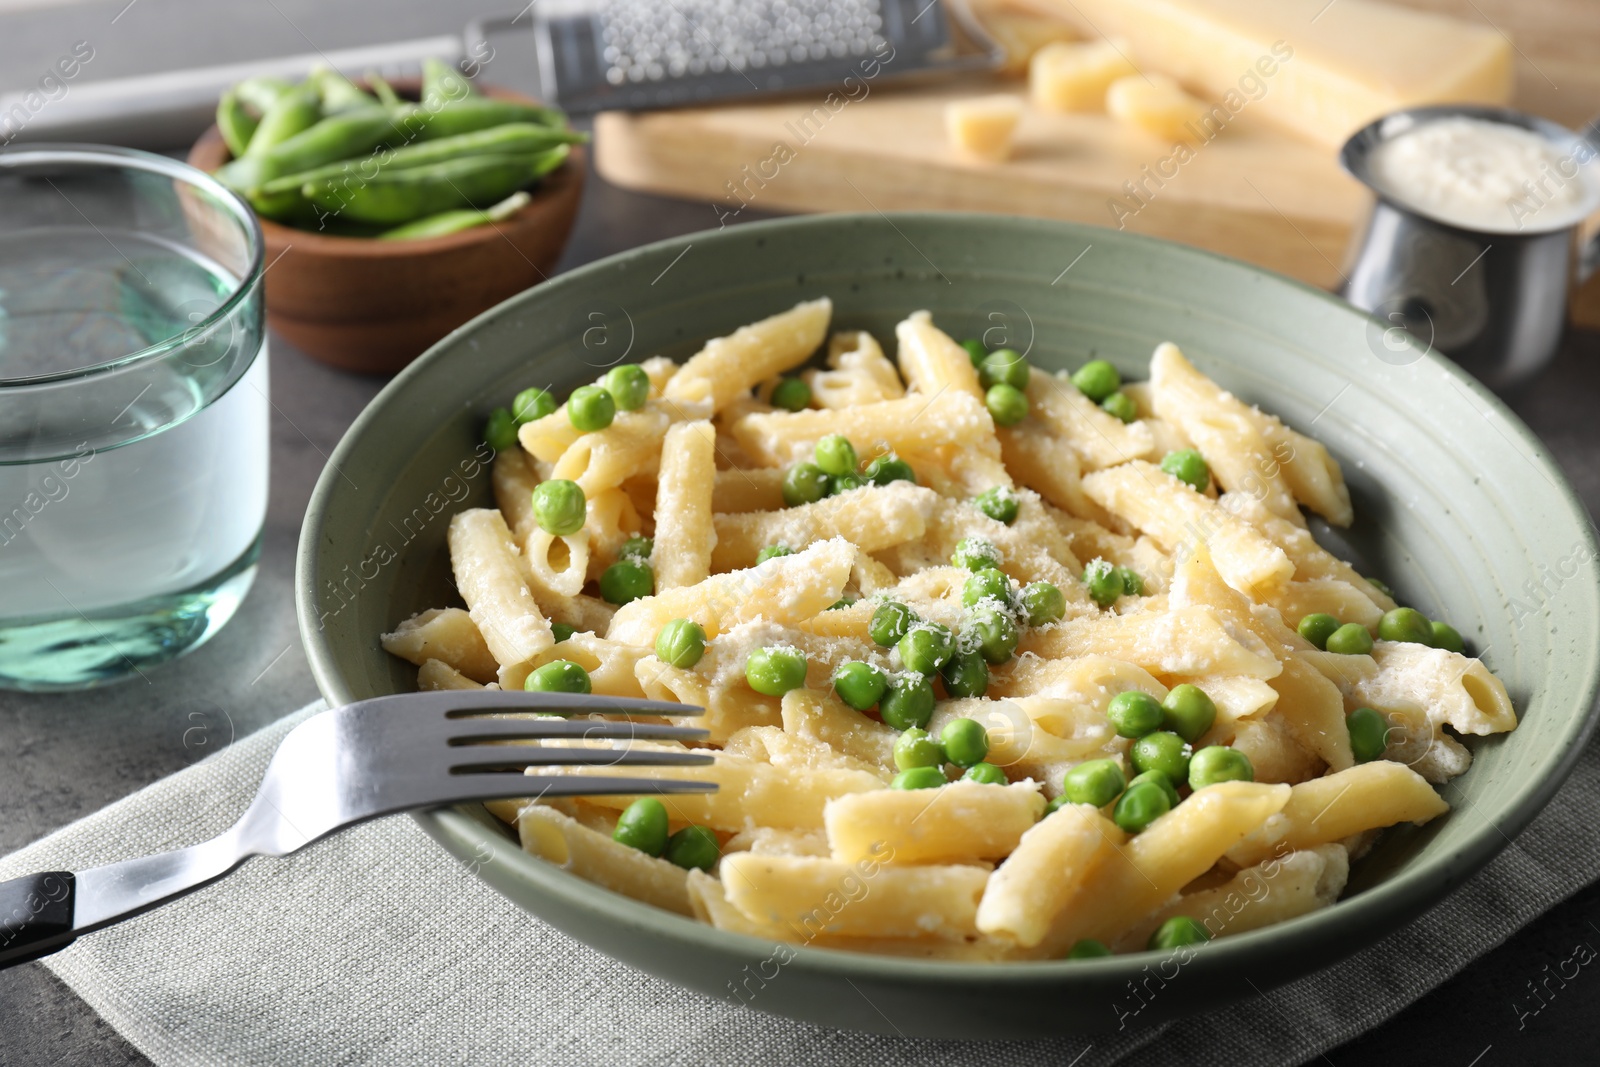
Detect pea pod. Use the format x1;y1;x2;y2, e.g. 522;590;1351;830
245;82;321;158
312;65;380;113
421;57;477;110
257;122;586;196
233;76;293;114
378;190;532;240
366;71;402;108
400;98;568;141
303;150;558;224
223;107;405;193
216;90;258;157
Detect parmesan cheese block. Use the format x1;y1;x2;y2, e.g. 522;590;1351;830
1107;73;1210;142
1029;39;1137;112
946;94;1026;162
1037;0;1513;146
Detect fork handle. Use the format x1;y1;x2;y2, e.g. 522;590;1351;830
0;872;76;968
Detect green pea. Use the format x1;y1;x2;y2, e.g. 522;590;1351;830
814;433;858;477
513;386;556;425
1062;758;1126;807
613;797;669;856
664;825;720;871
551;622;577;643
1107;690;1165;739
484;407;518;452
960;338;988;366
863;454;917;485
1378;607;1433;645
879;674;936;730
1346;707;1388;763
1131;730;1191;782
941;718;990;768
1159;449;1210;492
1161;684;1217;743
744;646;808;696
599;558;654;605
756;544;794;564
1113;779;1171;833
1083;559;1124;608
781;462;829;507
828;473;866;495
1429;620;1465;654
1187;746;1254;790
973;486;1020;524
966;603;1018;665
1129;769;1181;809
986;383;1029;427
1101;392;1138;423
939;649;989;699
1114;566;1144;597
898;623;955;674
834;660;889;711
1297;613;1341;650
567;384;616;432
603;364;651;411
1326;623;1374;656
963;762;1007;785
524;659;592;694
1148;916;1210;951
951;536;1003;572
619;535;653;559
1067;938;1113;959
893;727;945;770
654;618;707;669
1071;359;1121;402
1021;581;1066;625
963;568;1013;608
892;766;947;790
1366;576;1395;598
770;377;812;411
869;601;919;647
979;348;1030;391
1044;795;1069;816
529;479;587;536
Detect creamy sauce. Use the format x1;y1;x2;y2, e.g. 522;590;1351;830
1367;116;1598;234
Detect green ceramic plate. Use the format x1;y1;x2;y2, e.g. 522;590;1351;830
297;213;1600;1038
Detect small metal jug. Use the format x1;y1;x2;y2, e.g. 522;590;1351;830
1339;104;1600;391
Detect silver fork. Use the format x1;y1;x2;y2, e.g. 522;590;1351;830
0;691;712;968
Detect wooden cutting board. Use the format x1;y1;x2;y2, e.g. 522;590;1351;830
593;0;1600;327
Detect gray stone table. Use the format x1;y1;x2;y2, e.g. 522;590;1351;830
3;2;1599;1064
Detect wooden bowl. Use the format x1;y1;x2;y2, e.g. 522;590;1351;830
187;84;584;374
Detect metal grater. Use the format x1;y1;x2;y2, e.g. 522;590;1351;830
474;0;1001;115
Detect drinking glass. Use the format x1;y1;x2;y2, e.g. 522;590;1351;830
0;144;268;690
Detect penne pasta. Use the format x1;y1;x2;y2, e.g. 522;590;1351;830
663;297;832;413
389;301;1517;962
381;607;499;684
652;420;718;589
447;509;554;683
711;483;939;571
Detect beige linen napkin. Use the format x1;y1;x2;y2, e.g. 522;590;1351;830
2;702;1597;1067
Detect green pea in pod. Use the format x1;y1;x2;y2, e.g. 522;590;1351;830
215;89;258;158
404;98;569;141
311;65;381;113
244;82;322;158
258;123;586;196
422;57;478;110
379;190;532;240
232;76;293;114
304;149;562;225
